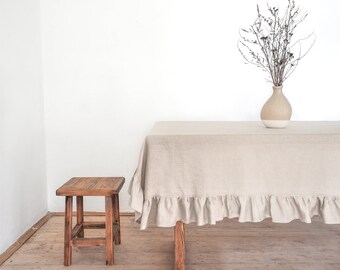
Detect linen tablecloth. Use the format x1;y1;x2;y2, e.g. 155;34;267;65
129;121;340;229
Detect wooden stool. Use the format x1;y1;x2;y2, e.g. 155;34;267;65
56;177;125;266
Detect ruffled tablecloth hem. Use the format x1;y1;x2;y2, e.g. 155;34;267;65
130;194;340;230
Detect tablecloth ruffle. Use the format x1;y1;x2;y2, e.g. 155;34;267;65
129;183;340;229
128;123;340;229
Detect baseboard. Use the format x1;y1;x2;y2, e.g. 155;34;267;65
0;212;53;265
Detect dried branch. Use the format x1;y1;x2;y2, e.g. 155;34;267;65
238;0;316;86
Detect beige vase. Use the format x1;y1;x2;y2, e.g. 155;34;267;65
260;85;292;128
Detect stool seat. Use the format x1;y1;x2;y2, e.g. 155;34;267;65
56;177;125;196
56;177;125;266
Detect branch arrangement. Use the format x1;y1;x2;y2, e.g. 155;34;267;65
238;0;315;86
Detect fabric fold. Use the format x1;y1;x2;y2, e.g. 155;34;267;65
132;194;340;230
129;122;340;230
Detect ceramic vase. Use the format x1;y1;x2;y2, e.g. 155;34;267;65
260;85;292;128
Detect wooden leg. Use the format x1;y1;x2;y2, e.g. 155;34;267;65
64;196;73;266
113;194;121;245
76;196;84;238
105;196;114;265
174;221;185;270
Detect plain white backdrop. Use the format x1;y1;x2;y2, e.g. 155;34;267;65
41;0;340;213
0;0;46;254
1;0;340;254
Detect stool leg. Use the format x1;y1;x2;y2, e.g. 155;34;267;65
64;196;73;266
76;196;84;238
105;196;114;265
113;194;121;245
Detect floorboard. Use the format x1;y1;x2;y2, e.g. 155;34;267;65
2;216;340;269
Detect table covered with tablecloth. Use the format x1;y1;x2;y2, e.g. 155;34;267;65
129;121;340;229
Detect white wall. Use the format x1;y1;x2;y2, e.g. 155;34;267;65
0;0;47;254
41;0;340;212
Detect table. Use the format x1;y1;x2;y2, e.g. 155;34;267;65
128;121;340;269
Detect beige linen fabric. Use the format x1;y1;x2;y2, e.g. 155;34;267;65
129;121;340;229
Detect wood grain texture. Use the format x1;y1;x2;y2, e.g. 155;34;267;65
76;196;84;238
105;196;114;265
83;222;106;229
64;196;73;266
71;224;83;239
0;212;52;265
2;215;340;269
51;211;134;217
71;238;106;247
174;221;185;270
56;177;124;266
113;194;121;245
56;177;125;196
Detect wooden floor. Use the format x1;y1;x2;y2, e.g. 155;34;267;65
2;215;340;270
